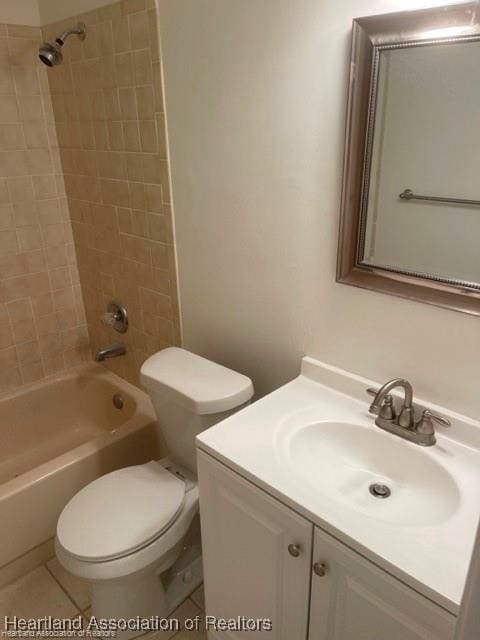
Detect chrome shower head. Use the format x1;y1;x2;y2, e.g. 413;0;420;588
39;41;63;67
38;21;86;67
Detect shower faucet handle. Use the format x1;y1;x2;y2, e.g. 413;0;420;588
101;300;128;334
101;312;117;328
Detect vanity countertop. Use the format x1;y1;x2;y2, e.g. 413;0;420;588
196;357;480;615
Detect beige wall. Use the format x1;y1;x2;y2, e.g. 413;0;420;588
0;2;41;27
43;0;180;386
0;1;146;28
0;23;89;395
159;0;480;418
38;0;120;28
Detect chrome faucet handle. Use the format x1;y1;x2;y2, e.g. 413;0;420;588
416;409;451;432
379;395;395;421
424;410;450;427
101;300;128;334
101;311;117;328
366;388;395;420
414;409;450;446
366;387;380;414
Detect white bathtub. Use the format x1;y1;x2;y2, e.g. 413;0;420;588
0;364;164;579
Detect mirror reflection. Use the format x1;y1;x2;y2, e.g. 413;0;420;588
359;40;480;287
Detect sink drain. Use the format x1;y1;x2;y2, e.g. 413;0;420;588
369;483;391;499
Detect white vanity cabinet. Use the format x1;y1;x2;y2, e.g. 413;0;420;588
309;527;455;640
198;451;456;640
197;451;313;639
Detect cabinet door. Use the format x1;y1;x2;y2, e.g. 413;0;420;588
198;451;313;639
309;527;456;640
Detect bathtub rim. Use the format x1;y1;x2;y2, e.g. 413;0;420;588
0;363;158;500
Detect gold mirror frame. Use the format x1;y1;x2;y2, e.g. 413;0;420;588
337;2;480;316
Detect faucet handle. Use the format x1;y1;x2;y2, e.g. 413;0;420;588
366;388;395;420
415;410;451;440
101;311;117;328
418;409;451;429
101;300;128;334
367;387;381;415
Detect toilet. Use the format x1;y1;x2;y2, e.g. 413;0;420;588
55;348;253;634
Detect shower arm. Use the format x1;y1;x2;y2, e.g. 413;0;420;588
56;23;86;45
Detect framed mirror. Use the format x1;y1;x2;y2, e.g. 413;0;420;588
337;3;480;315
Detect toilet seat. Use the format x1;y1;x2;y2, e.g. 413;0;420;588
56;482;199;583
56;461;186;562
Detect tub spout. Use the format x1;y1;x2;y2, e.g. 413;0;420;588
95;342;126;362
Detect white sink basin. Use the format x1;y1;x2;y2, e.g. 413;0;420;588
280;421;460;526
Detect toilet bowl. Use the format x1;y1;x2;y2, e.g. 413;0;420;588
56;459;200;629
55;348;254;637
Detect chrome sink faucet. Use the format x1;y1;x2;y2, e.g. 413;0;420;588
369;378;414;428
367;379;450;446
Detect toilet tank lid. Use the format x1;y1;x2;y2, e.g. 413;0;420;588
140;347;254;415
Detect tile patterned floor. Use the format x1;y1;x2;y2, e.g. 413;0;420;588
0;559;206;639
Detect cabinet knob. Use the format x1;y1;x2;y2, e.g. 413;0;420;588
313;562;327;577
288;543;301;558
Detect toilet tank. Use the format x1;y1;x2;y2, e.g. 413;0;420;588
140;348;254;473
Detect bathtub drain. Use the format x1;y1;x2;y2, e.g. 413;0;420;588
113;394;124;410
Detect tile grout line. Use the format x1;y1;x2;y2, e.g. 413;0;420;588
44;561;86;617
1;562;204;639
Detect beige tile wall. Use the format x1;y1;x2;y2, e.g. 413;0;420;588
43;0;181;386
0;24;89;395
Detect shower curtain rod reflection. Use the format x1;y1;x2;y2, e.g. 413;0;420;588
399;189;480;207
